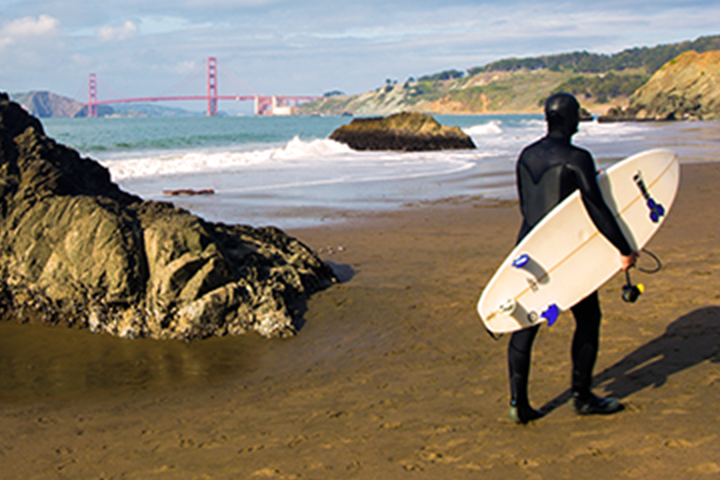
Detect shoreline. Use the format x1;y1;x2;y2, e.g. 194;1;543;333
2;161;720;478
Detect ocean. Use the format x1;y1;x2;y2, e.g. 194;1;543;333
42;114;719;229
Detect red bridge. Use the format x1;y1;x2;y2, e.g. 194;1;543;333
85;57;320;117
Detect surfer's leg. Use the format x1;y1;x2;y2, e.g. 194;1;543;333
570;291;601;397
508;325;543;423
570;292;623;414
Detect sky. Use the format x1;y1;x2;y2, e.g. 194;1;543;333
1;0;719;114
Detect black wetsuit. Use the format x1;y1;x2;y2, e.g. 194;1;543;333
509;128;632;407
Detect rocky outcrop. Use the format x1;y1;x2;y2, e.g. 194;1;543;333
163;188;215;196
599;50;720;122
329;112;476;151
0;94;336;340
596;106;636;123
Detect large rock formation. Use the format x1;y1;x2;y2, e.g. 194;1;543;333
599;50;720;122
329;112;476;151
0;94;336;340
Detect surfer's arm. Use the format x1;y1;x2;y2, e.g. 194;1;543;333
570;155;633;256
620;251;638;271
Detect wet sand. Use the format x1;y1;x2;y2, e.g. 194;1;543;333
2;161;720;478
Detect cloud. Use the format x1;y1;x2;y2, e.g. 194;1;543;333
172;60;200;75
183;0;279;6
95;20;138;42
136;16;192;35
0;14;60;49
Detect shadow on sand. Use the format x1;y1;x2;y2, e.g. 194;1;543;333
325;261;355;283
540;306;720;414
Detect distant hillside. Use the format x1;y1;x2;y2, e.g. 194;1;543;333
296;34;720;116
601;49;720;121
10;91;202;118
12;91;88;118
111;103;204;118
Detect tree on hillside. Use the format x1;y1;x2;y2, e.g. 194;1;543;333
418;70;465;82
468;34;720;76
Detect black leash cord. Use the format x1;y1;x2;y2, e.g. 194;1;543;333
635;248;662;274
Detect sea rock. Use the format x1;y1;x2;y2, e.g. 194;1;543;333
0;93;337;340
579;107;594;121
329;112;476;151
596;106;635;123
599;50;720;122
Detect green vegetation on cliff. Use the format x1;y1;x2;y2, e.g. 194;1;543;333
470;35;720;75
551;72;650;104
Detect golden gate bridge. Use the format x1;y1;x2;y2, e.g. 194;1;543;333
85;57;320;117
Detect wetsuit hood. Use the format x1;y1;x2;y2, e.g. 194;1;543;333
545;93;580;139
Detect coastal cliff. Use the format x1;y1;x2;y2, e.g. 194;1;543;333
0;94;336;340
600;50;720;121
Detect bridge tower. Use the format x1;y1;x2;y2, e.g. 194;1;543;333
88;73;98;118
207;57;218;116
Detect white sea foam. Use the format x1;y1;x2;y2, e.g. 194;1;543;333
576;119;648;142
100;136;478;185
464;119;544;157
464;120;504;136
271;136;355;160
102;137;341;180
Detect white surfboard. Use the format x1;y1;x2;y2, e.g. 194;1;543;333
477;148;679;334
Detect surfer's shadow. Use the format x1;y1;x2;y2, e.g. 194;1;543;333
594;306;720;396
540;306;720;412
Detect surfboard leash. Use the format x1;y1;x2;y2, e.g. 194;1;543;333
622;248;662;303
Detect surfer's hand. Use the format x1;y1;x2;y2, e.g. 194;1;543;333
621;251;639;271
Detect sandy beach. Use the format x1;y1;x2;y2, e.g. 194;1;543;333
2;159;720;479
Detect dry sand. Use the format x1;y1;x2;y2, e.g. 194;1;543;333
2;162;720;479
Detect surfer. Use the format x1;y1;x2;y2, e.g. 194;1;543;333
508;92;639;424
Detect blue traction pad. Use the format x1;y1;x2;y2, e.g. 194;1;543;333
512;254;530;268
542;304;560;326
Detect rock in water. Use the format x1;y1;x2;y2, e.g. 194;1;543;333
0;94;337;340
329;112;476;151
